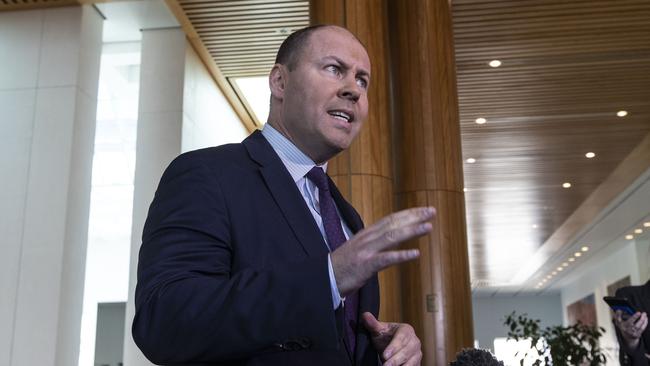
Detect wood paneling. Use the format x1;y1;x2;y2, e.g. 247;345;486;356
178;0;309;78
390;0;473;363
453;0;650;294
0;0;78;11
310;0;402;323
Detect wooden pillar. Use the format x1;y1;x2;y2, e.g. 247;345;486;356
309;0;402;323
389;0;474;364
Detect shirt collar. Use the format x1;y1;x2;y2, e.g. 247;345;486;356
261;123;327;182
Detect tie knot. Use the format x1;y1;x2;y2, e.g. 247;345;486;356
306;166;329;192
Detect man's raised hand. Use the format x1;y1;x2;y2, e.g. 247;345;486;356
331;207;435;297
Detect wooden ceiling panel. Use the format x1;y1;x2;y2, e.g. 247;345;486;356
453;0;650;294
177;0;309;78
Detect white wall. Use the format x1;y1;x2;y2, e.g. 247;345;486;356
0;5;103;366
472;294;563;352
182;45;249;152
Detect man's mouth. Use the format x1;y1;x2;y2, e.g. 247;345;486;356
328;110;353;123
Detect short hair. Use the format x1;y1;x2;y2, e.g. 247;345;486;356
450;348;504;366
274;24;330;70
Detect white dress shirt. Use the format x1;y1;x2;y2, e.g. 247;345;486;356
261;123;353;308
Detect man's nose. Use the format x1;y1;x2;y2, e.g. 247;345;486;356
338;77;361;103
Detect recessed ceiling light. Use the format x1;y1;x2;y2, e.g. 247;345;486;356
585;152;596;158
644;222;650;227
625;234;634;240
574;252;582;257
466;158;476;164
552;271;557;275
489;60;502;68
463;188;468;192
532;224;538;229
568;258;575;262
562;182;572;188
634;228;643;234
475;117;487;124
617;110;628;117
557;267;564;271
562;262;569;267
581;246;589;252
546;275;552;279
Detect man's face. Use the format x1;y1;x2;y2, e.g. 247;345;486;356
277;27;371;163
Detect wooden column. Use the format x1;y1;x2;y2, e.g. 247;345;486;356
309;0;402;323
389;0;474;364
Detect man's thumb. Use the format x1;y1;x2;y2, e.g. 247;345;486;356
361;312;383;335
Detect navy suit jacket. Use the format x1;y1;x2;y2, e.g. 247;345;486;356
133;131;380;365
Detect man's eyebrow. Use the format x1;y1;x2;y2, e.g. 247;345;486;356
323;55;370;78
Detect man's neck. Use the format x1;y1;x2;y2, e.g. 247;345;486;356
266;120;331;164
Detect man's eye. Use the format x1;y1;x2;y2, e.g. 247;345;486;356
356;78;368;89
326;65;341;74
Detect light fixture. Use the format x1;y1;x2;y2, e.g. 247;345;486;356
557;267;564;271
617;110;628;117
581;246;589;252
466;158;476;164
568;258;575;262
625;234;634;240
644;222;650;228
562;262;569;267
562;182;572;188
546;275;552;279
574;252;582;257
489;60;502;68
475;117;487;124
552;271;557;275
463;188;468;192
532;224;538;229
634;229;643;234
585;152;596;158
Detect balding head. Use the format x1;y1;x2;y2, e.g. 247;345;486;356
274;24;366;71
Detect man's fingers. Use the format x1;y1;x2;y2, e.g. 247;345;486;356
404;352;423;366
373;250;420;272
626;312;642;326
371;207;435;234
361;312;385;336
639;313;648;331
383;326;420;366
365;222;431;252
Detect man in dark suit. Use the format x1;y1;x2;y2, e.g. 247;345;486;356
614;280;650;365
133;24;432;366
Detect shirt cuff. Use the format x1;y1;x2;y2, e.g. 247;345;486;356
328;254;343;309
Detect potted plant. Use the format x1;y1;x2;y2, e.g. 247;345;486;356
503;312;607;365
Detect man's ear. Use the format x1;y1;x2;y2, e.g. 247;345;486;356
269;64;287;100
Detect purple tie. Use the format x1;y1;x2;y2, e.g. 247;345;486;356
306;167;358;354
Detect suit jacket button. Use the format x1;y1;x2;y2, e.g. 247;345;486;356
296;337;311;349
283;341;301;351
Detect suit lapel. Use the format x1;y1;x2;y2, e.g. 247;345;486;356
243;131;329;258
328;177;363;233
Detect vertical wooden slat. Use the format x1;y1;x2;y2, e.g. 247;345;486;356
390;0;473;364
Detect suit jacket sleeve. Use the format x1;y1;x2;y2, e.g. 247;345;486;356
132;152;340;364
